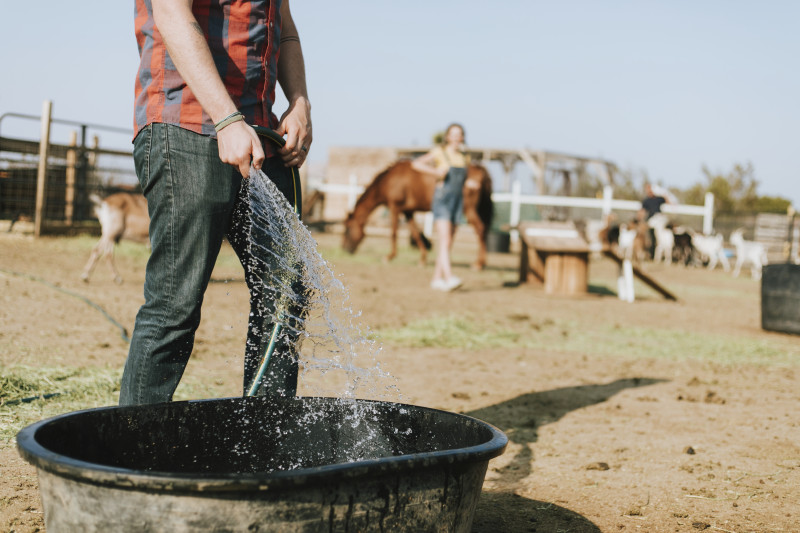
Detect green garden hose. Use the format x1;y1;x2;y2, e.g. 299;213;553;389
246;126;302;396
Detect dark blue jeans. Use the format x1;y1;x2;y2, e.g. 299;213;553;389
119;123;301;405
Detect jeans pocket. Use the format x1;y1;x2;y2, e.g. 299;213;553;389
133;124;153;191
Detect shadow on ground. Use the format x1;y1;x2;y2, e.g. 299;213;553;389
469;378;666;531
473;492;601;533
587;283;617;297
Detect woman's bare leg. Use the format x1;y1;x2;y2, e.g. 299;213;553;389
433;219;453;282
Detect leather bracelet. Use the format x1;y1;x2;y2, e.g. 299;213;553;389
214;111;244;132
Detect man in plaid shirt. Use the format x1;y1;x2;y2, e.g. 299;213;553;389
121;0;312;405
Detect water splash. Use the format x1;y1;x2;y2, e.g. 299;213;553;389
244;167;401;405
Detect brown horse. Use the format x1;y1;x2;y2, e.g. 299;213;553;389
342;160;494;269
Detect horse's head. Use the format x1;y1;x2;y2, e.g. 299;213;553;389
466;164;493;193
342;212;365;254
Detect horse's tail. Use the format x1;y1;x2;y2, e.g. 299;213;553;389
477;168;494;238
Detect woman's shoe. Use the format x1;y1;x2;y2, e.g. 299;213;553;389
443;276;462;291
430;279;448;291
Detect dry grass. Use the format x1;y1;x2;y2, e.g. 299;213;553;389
377;314;799;366
0;364;229;443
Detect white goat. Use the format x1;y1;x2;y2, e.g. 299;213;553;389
582;218;609;254
617;221;647;265
617;224;636;260
691;232;730;272
730;228;768;280
81;193;150;284
648;213;674;265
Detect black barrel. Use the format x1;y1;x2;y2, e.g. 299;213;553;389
17;396;507;532
487;230;511;253
761;263;800;336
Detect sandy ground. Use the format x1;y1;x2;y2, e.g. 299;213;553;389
1;224;799;532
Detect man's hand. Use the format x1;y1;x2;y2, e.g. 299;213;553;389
276;96;312;168
217;121;265;177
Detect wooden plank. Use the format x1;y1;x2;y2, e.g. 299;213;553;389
519;239;545;284
603;250;677;301
520;221;591;253
755;213;792;244
525;237;590;253
0;136;132;160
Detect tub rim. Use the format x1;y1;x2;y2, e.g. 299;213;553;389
17;396;508;493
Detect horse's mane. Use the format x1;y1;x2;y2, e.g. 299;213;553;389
361;164;394;196
356;160;413;202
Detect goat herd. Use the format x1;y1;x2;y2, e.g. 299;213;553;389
78;192;770;285
589;213;769;280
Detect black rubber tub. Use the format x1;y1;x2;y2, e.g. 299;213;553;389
17;396;507;532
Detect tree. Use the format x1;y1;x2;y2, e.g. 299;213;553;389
752;195;792;214
681;162;792;213
705;162;758;212
611;166;652;201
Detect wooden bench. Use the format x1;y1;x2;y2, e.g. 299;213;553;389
517;221;678;301
518;222;590;296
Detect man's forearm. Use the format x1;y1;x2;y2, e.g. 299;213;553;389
278;41;309;107
152;0;237;123
277;0;309;107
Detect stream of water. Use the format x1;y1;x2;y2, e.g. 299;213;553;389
234;168;405;466
244;167;401;401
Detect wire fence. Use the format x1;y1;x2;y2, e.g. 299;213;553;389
0;111;137;233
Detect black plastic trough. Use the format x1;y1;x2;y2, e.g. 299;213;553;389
762;263;800;336
487;230;511;254
17;396;507;532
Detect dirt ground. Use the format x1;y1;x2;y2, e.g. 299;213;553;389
1;224;799;533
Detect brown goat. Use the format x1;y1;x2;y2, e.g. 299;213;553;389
80;193;149;284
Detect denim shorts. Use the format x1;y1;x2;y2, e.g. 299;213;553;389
432;166;467;224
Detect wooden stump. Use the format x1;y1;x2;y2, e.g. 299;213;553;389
543;252;588;295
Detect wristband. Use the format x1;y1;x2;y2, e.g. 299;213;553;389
214;111;244;132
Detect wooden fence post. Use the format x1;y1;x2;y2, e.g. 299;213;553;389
34;100;53;237
65;130;78;225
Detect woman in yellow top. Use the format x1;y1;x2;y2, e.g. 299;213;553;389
412;123;470;291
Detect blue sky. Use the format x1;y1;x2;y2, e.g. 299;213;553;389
2;1;797;206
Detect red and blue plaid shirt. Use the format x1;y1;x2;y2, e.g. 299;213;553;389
134;0;282;139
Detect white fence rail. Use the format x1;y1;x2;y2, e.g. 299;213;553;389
308;178;715;237
495;183;715;237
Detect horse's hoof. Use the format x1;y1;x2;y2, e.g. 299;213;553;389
470;263;485;272
80;275;89;283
